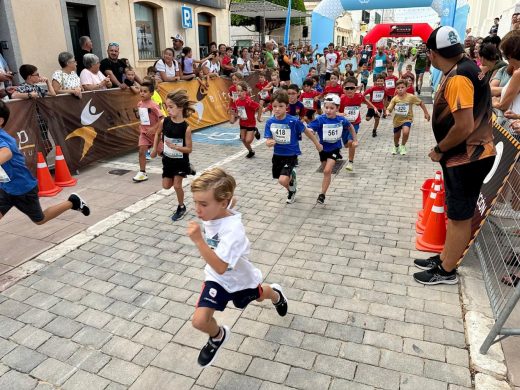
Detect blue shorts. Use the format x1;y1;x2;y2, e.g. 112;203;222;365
197;281;262;311
393;122;412;133
342;123;359;144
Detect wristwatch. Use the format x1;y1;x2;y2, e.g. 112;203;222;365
434;145;443;154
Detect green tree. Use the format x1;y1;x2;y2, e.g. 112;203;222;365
231;0;306;28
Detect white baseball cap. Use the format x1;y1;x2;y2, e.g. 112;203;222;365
426;26;464;58
170;34;184;43
323;94;340;105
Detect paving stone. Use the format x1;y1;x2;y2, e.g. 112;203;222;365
104;316;143;338
30;357;75;385
0;315;24;338
0;299;31;319
0;369;38;390
1;345;46;373
424;360;472;387
363;330;403;352
196;366;224;388
213;348;252;373
400;373;447;390
2;285;37;301
384;319;424;340
313;355;356;380
107;285;141;303
215;371;262;390
151;343;203;378
446;346;470;367
325;322;365;343
76;308;113;329
354;363;400;390
339;342;380;365
72;326;111;349
129;366;194;390
62;369;111;390
265;325;304;347
79;292;115;311
379;349;424;376
403;338;446;362
66;348;110;374
274;345;316;369
37;336;79;361
102;335;143;361
132;309;169;329
301;333;341;356
132;346;159;367
238;337;279;360
232;318;270;338
49;300;87;319
290;315;327;335
132;326;172;350
329;378;373;390
99;357;143;386
43;316;82;338
284;367;331;390
245;357;290;383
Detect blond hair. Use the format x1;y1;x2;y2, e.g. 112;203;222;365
166;90;196;118
191;168;236;202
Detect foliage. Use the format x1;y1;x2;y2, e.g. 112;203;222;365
231;0;306;28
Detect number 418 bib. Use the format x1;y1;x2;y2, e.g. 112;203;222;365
271;124;291;144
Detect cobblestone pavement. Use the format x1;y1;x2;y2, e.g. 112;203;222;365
0;107;474;389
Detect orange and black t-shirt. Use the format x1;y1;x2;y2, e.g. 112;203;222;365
432;56;495;167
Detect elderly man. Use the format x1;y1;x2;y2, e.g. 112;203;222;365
413;26;496;285
171;34;184;62
77;36;92;75
100;43;141;89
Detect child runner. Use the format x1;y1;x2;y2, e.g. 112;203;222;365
385;79;430;155
308;94;357;204
188;167;288;367
287;84;305;120
0;101;90;224
235;81;261;158
364;74;385;137
255;72;270;122
322;71;343;97
300;78;320;122
265;90;322;203
228;72;244;124
384;65;398;107
340;76;379;171
151;90;194;221
403;64;416;94
133;81;164;182
359;64;369;93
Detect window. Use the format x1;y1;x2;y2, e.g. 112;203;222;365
134;3;160;60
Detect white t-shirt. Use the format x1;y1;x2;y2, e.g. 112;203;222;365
325;52;339;72
203;211;262;293
80;69;108;89
501;79;520;114
204;60;220;74
52;70;81;90
236;58;251;76
156;59;179;78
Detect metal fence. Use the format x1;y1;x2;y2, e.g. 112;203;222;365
474;122;520;354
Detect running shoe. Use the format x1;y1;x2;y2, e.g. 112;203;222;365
68;193;90;216
337;151;343;160
345;162;353;172
414;254;442;270
197;325;230;367
270;283;288;316
399;145;408;155
246;150;255;158
392;146;399;155
413;265;458;285
171;205;187;221
289;169;297;192
372;130;377;137
133;171;148;182
254;129;261;140
317;193;325;204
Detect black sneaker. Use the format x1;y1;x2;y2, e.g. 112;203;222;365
246;150;255;158
413;265;458;285
270;283;288;316
414;254;442;270
189;164;197;176
337;151;343;160
286;190;296;204
295;157;299;167
317;193;325;204
171;205;187;221
69;193;90;216
372;130;377;137
197;325;230;367
254;129;261;140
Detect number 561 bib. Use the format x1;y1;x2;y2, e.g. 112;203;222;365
323;123;342;143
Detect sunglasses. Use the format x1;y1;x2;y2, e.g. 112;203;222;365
108;42;119;47
344;86;356;90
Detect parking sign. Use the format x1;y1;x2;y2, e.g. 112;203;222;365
181;6;193;29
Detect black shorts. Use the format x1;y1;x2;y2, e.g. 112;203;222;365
0;185;44;222
240;127;258;132
272;155;298;179
415;68;425;76
441;157;495;221
366;108;383;118
305;109;316;120
319;148;341;162
162;156;189;178
197;281;262;311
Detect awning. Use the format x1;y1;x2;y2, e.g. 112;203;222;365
230;0;309;19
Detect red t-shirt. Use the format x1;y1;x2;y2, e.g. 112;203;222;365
323;84;343;97
229;85;238;108
384;76;399;97
222;55;232;68
256;81;270;100
300;90;320;111
235;97;260;128
407;85;415;94
364;86;386;110
339;93;364;124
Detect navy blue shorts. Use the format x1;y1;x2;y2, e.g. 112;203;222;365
342;123;359;144
393;122;412;133
197;281;263;311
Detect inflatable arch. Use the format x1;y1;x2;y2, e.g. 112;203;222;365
362;23;434;47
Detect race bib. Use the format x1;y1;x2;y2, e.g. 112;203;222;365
163;137;183;159
138;107;150;126
395;103;410;116
0;166;10;183
322;124;342;143
273;87;280;94
303;98;314;109
259;90;268;99
271;124;291;144
362;54;367;59
231;91;239;101
375;59;383;68
373;91;385;102
237;106;248;120
385;79;395;89
344;106;360;122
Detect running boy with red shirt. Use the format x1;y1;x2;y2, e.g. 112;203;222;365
402;64;415;94
255;72;270;122
228;72;243;124
322;71;343;97
384;66;398;106
300;78;320;122
364;74;385;137
235;81;261;158
339;76;379;171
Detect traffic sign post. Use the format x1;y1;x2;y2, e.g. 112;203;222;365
181;6;193;29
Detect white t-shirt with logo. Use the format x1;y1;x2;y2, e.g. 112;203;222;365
203;211;262;293
156;59;179;78
204;60;220;74
325;52;339;72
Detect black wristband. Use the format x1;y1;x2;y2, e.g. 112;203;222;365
434;145;443;154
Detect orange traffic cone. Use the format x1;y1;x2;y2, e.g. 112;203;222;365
416;180;442;233
416;190;447;253
420;171;442;211
36;152;62;197
419;171;443;220
54;146;77;187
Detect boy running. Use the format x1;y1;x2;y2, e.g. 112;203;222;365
364;74;385;136
386;79;430;155
188;168;288;367
384;66;399;107
300;78;320;122
265;90;322;203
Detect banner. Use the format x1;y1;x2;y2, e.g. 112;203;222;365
4;99;43;175
37;90;142;172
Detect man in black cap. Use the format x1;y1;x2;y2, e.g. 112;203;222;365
413;26;496;285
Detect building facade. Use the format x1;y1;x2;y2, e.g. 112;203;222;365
0;0;230;79
466;0;520;38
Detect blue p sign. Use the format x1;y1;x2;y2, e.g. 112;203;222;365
181;6;193;29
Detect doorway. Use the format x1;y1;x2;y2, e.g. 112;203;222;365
198;13;213;58
67;3;90;60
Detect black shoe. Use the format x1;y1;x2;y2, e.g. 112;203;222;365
286;190;296;204
69;193;90;216
317;193;325;204
337;152;343;160
197;325;230;367
171;205;187;221
270;283;288;316
414;254;442;270
254;129;261;140
295;157;299;167
189;163;196;176
413;265;458;285
246;150;255;158
372;130;377;137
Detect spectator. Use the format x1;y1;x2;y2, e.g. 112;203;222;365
171;34;184;62
236;48;251;76
209;42;217;54
317;48;328;86
77;36;92;75
344;49;358;72
277;46;292;84
218;43;227;58
490;17;500;36
479;43;506;84
221;47;235;77
0;53;13;101
11;64;56;99
80;54;112;91
51;52;82;97
264;42;276;70
512;13;520;31
156;48;182;82
325;43;340;81
250;50;263;71
202;52;221;77
100;43;140;89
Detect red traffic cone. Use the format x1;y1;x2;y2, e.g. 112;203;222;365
416;190;447;253
416;180;442;233
54;146;77;187
36;152;62;197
